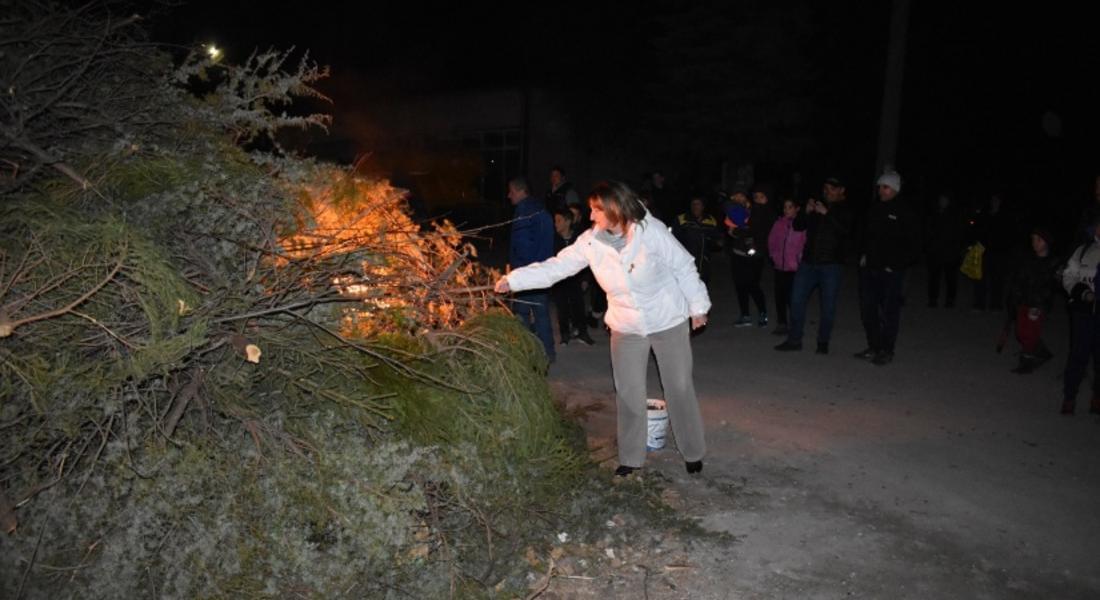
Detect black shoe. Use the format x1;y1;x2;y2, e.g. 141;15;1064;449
774;340;802;351
685;460;703;475
575;332;595;346
1011;355;1038;374
816;342;829;355
614;465;639;478
853;348;876;360
872;351;894;366
1036;345;1053;362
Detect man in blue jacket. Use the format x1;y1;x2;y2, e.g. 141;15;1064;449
508;176;556;361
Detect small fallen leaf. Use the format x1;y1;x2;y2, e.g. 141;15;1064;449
245;344;262;364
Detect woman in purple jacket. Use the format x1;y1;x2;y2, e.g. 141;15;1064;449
767;198;807;336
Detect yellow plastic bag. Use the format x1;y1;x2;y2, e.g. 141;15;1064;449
960;242;984;280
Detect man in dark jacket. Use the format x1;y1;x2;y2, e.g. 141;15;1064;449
775;176;854;354
675;196;722;283
508;176;556;361
546;165;581;214
925;192;967;308
854;171;922;365
969;193;1017;311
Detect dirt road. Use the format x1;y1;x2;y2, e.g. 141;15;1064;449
547;254;1100;599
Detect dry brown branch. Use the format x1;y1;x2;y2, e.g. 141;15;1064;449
70;310;137;349
75;415;114;496
0;124;95;191
0;246;125;337
163;368;204;439
0;487;17;534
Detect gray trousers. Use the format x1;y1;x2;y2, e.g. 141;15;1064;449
610;319;706;467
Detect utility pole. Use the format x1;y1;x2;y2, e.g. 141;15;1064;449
875;0;911;181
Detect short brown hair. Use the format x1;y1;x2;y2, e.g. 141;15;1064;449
588;180;646;228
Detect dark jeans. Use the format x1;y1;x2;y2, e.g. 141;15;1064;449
787;263;843;344
927;256;960;307
731;254;766;317
1063;310;1100;403
552;276;588;340
513;291;555;360
859;267;906;354
773;270;796;326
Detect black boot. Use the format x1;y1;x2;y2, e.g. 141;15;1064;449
1011;354;1038;374
614;465;639;478
853;348;876;360
685;460;702;475
1035;342;1053;364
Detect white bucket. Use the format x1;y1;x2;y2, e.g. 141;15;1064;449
646;399;669;451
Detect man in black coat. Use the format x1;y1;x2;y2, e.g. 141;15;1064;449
855;171;922;365
674;196;722;283
775;176;854;354
925;192;967;308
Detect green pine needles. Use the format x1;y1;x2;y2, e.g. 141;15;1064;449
0;4;589;598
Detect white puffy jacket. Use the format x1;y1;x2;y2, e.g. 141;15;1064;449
506;213;711;336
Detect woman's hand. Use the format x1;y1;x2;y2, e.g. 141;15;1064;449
690;314;708;330
494;277;511;294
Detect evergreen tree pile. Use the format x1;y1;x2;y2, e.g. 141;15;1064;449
0;3;586;597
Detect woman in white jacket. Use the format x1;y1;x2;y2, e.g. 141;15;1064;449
495;181;712;476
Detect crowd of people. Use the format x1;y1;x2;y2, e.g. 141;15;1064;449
498;167;1100;477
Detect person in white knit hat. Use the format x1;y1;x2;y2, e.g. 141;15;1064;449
854;170;921;365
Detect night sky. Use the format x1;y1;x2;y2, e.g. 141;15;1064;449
153;2;1098;223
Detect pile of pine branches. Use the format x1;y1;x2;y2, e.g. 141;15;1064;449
0;4;587;597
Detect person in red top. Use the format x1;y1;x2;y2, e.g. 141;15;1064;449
768;197;808;336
